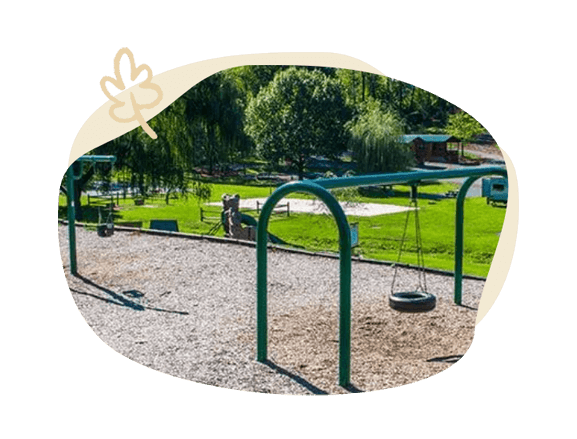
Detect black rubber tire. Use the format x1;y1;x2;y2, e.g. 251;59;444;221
97;224;114;237
389;291;436;313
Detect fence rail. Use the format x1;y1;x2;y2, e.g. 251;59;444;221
200;207;221;223
256;200;290;217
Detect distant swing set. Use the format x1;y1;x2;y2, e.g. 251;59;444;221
65;155;117;275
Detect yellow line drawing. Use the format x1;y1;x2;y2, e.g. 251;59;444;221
100;48;163;139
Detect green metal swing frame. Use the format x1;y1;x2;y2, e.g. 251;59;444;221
64;157;507;388
65;155;117;276
255;165;507;388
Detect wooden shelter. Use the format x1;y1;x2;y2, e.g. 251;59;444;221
399;134;460;164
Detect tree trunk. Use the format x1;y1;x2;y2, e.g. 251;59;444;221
71;165;94;221
297;155;305;180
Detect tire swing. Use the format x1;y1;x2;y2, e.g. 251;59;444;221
389;184;436;313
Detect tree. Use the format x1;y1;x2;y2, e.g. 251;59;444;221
95;97;205;204
60;161;98;221
96;120;175;198
224;65;284;99
244;67;350;179
336;69;382;108
445;110;486;158
369;76;457;133
183;71;252;174
347;101;414;174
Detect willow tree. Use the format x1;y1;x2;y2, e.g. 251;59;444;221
93;97;211;205
347;102;414;174
183;71;252;173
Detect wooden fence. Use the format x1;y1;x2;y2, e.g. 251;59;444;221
256;201;290;217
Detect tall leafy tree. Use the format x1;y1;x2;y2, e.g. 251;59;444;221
370;76;457;132
445;110;486;157
347;101;414;174
183;71;252;173
94;97;206;205
224;65;284;99
336;69;382;107
446;110;485;141
245;67;350;179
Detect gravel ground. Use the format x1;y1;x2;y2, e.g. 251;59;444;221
59;225;484;395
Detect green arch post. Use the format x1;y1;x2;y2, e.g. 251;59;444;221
256;180;352;387
454;169;507;305
256;166;508;388
66;155;116;276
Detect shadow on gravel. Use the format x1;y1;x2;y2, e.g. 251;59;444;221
261;360;329;395
426;355;463;364
457;304;478;311
261;360;364;395
72;275;189;315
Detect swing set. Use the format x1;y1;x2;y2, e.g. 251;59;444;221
255;165;508;388
63;156;507;389
65;155;117;275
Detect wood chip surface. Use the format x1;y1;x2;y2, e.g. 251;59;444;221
59;225;483;395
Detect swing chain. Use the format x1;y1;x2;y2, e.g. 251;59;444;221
390;183;427;294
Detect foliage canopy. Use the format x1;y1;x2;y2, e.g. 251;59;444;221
347;101;414;174
244;67;351;179
79;65;487;214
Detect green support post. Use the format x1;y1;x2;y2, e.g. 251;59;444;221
66;164;78;275
454;170;507;305
65;155;116;276
256;180;352;387
454;177;476;305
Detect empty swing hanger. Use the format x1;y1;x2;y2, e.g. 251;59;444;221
97;205;115;237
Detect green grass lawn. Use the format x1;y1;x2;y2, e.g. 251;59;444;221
59;181;506;277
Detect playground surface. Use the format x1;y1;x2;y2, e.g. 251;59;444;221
208;197;415;217
59;225;484;395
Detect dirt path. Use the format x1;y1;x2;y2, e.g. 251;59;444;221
464;143;504;163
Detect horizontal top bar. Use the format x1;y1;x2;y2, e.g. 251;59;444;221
310;166;507;190
77;155;117;163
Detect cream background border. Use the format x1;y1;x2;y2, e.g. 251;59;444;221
69;52;517;325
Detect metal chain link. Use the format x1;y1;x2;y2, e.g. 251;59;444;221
390;184;428;294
